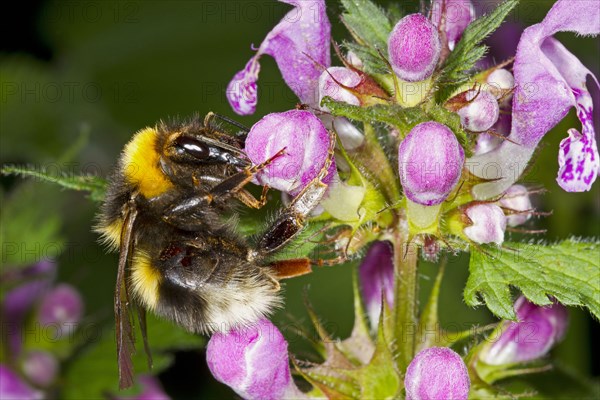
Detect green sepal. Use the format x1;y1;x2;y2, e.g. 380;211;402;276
335;270;375;365
345;301;401;399
465;239;600;320
436;0;519;102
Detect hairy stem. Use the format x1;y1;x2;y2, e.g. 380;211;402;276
392;228;419;372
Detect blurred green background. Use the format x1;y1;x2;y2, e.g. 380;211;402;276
1;0;598;398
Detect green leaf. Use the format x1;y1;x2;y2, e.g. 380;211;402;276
62;313;203;399
321;97;469;150
340;0;393;75
343;42;390;75
436;0;519;101
1;165;107;202
340;0;392;49
321;97;426;133
465;239;600;320
0;185;64;268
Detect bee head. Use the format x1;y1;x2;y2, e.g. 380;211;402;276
158;127;250;187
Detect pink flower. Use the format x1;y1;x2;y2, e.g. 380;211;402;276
388;14;441;82
206;319;302;400
463;203;507;245
226;0;331;115
398;121;465;206
431;0;475;50
469;0;599;198
481;297;568;365
404;347;470;400
0;365;43;400
244;110;335;195
358;241;394;330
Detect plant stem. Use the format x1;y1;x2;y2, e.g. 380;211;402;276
392;228;419;372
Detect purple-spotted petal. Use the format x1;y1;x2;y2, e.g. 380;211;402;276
557;127;599;192
358;241;394;330
404;347;470;400
468;0;600;198
227;0;331;114
245;110;335;195
206;318;302;400
481;297;569;365
0;365;43;400
226;58;260;116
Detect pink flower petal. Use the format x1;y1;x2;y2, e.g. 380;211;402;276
226;0;331;114
468;0;599;198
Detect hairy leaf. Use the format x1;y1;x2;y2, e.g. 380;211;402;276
0;185;64;268
466;239;600;320
340;0;393;75
322;97;468;148
340;0;392;49
436;0;519;101
1;165;107;202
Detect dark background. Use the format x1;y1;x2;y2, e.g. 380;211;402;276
1;0;598;398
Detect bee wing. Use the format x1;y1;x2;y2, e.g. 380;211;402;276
116;205;138;390
136;303;153;370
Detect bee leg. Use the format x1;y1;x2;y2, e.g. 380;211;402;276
162;152;283;229
200;147;285;205
268;259;313;279
257;131;336;255
234;186;270;209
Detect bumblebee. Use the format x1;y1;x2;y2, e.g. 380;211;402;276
97;113;334;389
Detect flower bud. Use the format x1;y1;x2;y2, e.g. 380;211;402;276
487;69;514;93
457;90;500;132
0;365;43;400
245;110;335;196
346;51;363;69
398;121;465;206
473;113;511;155
404;347;470;400
388;14;441;82
206;318;302;400
21;351;58;388
499;185;533;227
358;242;394;330
332;117;364;150
38;284;84;329
480;297;568;365
431;0;475;50
463;203;506;245
318;67;361;111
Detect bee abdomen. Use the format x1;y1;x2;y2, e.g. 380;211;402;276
152;238;281;334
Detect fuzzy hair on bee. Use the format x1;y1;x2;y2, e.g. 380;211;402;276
96;113;335;389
